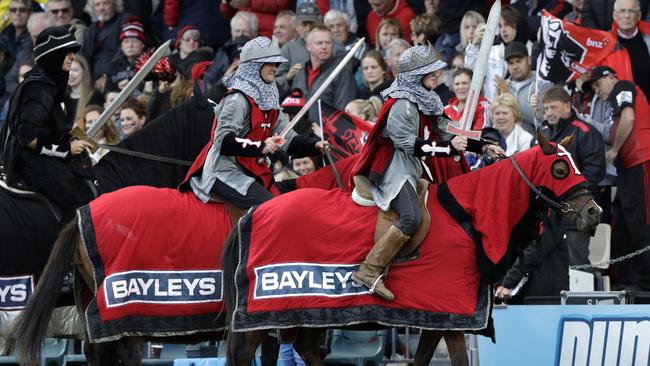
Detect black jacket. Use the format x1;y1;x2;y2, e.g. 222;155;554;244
501;211;569;300
82;12;130;80
0;67;72;185
357;79;392;100
538;113;606;186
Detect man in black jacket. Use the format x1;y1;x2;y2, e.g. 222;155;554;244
539;86;606;266
496;86;606;300
0;27;94;216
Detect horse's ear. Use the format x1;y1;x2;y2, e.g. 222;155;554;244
192;80;209;109
536;128;556;155
559;132;576;149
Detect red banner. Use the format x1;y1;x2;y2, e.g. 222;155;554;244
320;103;374;157
539;10;617;83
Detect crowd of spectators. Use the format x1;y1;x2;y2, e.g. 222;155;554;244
1;0;650;318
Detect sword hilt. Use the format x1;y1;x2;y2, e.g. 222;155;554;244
70;126;100;153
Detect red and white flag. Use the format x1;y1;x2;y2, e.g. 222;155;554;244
320;103;374;158
538;10;617;83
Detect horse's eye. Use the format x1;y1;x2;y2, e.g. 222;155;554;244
552;160;569;179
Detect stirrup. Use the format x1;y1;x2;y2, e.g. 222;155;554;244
368;274;384;293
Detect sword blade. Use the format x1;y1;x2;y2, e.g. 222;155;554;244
279;37;366;138
446;1;500;139
88;40;172;138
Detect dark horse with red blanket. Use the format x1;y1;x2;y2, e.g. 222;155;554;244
1;155;360;365
0;94;214;301
220;134;601;365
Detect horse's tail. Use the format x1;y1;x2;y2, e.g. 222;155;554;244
3;218;79;364
221;225;240;364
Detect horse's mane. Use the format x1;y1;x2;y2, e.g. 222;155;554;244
444;147;545;278
89;96;214;193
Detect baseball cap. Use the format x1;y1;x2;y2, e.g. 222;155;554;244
504;41;528;60
295;2;322;23
583;66;616;91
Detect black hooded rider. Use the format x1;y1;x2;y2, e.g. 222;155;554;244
0;26;94;215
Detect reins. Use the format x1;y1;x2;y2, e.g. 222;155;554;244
509;155;591;214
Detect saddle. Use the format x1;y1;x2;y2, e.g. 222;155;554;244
352;176;431;259
209;193;249;225
0;178;63;222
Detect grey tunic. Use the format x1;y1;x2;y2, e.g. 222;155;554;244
189;93;297;202
371;99;423;211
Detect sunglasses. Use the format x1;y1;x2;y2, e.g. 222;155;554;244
9;7;28;13
50;7;71;14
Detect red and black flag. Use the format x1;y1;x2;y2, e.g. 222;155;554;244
320;103;374;158
538;10;617;83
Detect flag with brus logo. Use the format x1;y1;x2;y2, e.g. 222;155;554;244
539;10;617;83
320;103;373;158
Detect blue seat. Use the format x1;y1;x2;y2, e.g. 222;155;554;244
325;330;386;366
173;357;259;366
62;354;86;366
142;343;190;366
0;338;68;366
41;338;69;366
0;355;18;365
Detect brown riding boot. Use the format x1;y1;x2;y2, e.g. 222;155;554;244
352;225;410;301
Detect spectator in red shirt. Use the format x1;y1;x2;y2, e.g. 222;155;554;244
375;18;403;54
220;0;293;38
584;66;650;290
443;67;489;130
367;0;415;46
230;11;259;39
601;0;650;99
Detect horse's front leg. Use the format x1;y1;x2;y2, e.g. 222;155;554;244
84;340;118;366
293;327;327;366
226;330;267;366
443;331;468;366
116;336;144;365
413;330;443;366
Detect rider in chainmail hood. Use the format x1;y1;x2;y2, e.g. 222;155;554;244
350;44;504;301
183;36;330;208
0;26;94;216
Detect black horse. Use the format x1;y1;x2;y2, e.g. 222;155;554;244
0;94;214;284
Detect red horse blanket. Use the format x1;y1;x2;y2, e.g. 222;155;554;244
78;186;232;342
231;187;491;332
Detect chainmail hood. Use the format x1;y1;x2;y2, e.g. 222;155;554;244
382;44;447;116
224;37;287;110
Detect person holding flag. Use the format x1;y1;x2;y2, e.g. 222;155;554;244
181;36;329;209
350;44;504;301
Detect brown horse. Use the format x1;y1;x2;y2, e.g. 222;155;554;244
1;152;361;365
220;135;602;366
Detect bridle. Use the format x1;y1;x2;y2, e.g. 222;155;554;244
509;155;592;216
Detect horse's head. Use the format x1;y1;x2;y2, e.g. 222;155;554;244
512;130;601;233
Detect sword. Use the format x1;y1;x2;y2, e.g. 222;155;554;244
87;40;172;139
446;1;501;140
259;38;365;165
70;126;192;166
278;37;366;138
